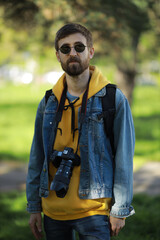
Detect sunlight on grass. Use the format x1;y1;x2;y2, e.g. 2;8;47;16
132;85;160;116
133;156;150;171
0;83;52;161
132;84;160;163
0;80;160;163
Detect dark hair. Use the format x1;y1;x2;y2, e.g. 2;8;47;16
55;23;93;51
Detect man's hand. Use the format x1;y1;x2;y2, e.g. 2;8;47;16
29;213;43;240
109;216;125;236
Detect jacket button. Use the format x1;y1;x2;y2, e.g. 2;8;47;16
43;168;46;172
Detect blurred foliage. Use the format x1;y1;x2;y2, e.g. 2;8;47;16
0;3;159;238
0;0;39;29
0;0;159;103
0;0;159;65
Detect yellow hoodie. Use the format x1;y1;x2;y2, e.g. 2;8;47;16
42;66;112;220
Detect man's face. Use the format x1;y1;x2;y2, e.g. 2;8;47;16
56;33;94;76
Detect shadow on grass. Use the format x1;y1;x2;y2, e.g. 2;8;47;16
0;192;160;240
113;194;160;240
0;191;40;240
0;153;28;162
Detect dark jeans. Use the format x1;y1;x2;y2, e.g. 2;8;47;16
44;214;110;240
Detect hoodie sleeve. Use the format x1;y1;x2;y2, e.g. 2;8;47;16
110;88;135;218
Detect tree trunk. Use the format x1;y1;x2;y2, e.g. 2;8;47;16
115;67;136;105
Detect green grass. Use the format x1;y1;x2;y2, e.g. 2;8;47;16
0;83;52;161
0;81;159;165
132;85;160;169
0;79;159;239
112;194;160;240
0;191;160;240
0;191;34;240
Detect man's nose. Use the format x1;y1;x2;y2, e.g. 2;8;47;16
69;47;77;56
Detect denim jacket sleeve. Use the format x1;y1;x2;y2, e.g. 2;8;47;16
26;97;45;213
110;89;135;218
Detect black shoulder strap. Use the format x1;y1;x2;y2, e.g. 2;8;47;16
102;83;116;158
45;85;117;157
45;89;52;105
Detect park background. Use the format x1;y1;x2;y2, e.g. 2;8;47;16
0;1;160;239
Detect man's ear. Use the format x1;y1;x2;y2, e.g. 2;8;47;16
56;51;61;62
89;47;94;60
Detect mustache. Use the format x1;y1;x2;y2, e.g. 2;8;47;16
67;56;80;64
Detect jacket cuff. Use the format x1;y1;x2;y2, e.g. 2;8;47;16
110;205;135;218
27;202;42;213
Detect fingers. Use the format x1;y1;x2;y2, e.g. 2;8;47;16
31;224;42;240
37;214;42;233
109;216;125;237
111;223;123;236
110;226;121;236
29;213;43;240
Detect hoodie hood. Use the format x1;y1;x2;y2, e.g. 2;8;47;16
52;66;110;104
87;66;110;99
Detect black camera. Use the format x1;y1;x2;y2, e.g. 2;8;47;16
50;147;81;198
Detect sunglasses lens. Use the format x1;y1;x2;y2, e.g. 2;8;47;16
75;44;86;53
60;46;71;54
59;44;86;54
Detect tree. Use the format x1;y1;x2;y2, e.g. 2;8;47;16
0;0;159;103
64;0;159;103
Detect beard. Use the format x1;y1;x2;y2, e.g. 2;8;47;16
60;56;90;76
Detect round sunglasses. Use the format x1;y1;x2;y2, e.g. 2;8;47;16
59;43;87;54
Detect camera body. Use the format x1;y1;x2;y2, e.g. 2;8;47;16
50;147;81;198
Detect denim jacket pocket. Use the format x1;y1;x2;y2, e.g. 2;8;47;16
43;94;57;130
88;112;105;141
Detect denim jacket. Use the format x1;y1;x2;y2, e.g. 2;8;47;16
26;87;135;218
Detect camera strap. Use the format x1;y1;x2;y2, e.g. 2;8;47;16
54;76;91;154
55;81;67;124
75;76;90;154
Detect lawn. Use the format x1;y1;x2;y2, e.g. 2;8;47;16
0;191;160;240
0;74;160;240
132;84;160;169
0;80;159;166
0;83;52;161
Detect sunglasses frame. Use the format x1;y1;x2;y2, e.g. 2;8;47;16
58;43;87;54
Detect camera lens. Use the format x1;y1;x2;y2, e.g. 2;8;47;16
50;159;73;198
